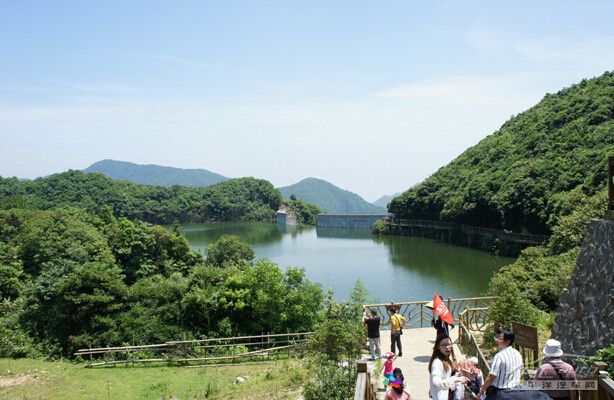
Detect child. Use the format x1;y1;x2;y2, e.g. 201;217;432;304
380;352;397;388
386;367;412;399
468;357;484;394
454;358;482;399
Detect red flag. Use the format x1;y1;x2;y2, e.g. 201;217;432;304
433;293;454;324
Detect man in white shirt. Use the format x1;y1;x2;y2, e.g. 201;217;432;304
479;328;524;398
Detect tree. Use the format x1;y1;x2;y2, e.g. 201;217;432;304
205;234;255;268
20;261;128;356
304;291;363;400
18;209;114;276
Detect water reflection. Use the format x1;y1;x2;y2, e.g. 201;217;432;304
375;234;508;296
316;227;374;240
180;222;514;301
183;222;284;252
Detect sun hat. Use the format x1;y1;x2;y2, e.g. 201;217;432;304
458;359;478;377
543;339;564;357
385;352;395;358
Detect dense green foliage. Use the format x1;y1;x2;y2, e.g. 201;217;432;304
304;287;367;400
486;187;606;323
279;177;385;214
379;71;614;323
0;208;324;358
284;194;324;226
0;170;283;224
389;71;614;235
83;159;228;187
579;344;614;376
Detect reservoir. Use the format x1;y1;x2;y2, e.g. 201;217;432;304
183;222;515;302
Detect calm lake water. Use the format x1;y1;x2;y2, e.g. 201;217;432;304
182;222;515;302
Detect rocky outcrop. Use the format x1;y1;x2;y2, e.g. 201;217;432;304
552;219;614;357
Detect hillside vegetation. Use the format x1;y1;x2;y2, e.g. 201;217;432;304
389;71;614;235
386;71;614;327
0;171;283;224
0;207;324;358
279;177;385;214
83;159;228;187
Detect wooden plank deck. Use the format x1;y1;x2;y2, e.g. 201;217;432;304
364;327;465;400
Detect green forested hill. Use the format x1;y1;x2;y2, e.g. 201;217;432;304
279;178;385;214
83;159;228;187
0;170;282;224
389;71;614;235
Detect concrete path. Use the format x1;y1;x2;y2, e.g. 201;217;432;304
363;327;465;400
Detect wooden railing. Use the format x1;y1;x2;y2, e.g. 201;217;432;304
384;219;547;245
577;361;614;400
74;332;313;368
363;297;495;329
353;361;377;400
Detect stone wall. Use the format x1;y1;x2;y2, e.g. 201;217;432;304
552;219;614;357
316;214;386;228
276;211;296;226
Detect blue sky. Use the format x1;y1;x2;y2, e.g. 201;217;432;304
1;1;613;202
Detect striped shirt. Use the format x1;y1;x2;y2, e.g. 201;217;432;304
490;346;524;389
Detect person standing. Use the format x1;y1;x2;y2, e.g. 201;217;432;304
362;308;382;361
434;315;454;338
534;339;577;400
389;308;406;357
428;334;469;400
479;328;524;399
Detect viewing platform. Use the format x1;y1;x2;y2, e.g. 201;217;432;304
367;327;463;400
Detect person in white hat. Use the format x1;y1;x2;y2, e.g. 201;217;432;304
534;339;577;400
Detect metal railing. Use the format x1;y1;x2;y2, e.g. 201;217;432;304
458;308;491;374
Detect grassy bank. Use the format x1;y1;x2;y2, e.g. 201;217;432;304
0;358;306;399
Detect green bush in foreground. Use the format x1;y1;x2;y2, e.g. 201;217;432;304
578;344;614;377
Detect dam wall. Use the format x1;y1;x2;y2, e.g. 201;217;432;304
276;211;296;226
316;214;386;229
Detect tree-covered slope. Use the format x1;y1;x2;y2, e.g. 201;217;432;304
389;71;614;235
83;159;228;187
279;178;386;214
0;170;282;224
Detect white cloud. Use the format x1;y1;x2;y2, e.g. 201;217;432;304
514;35;614;70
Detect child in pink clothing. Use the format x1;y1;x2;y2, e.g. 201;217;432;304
380;352;397;388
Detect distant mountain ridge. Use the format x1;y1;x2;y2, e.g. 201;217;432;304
372;192;403;208
83;160;387;215
278;178;386;214
83;159;228;187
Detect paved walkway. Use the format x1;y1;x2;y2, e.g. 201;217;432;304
363;327;465;400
